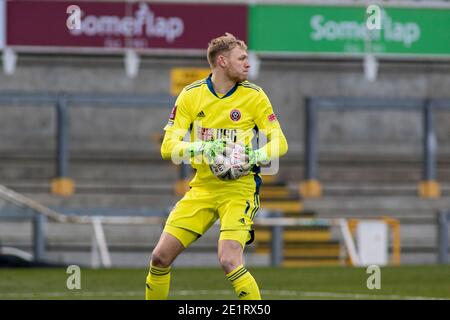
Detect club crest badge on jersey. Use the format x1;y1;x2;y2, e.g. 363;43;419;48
230;109;241;122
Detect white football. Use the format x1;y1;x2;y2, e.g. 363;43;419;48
209;144;250;180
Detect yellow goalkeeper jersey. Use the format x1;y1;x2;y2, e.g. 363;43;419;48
161;74;288;190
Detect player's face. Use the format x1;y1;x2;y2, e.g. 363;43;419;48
224;47;250;83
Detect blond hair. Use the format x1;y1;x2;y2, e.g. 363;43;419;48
207;33;247;67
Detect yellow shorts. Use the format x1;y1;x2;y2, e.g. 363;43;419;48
164;182;261;249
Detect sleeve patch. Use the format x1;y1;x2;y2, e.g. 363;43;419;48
169;105;177;120
268;113;277;122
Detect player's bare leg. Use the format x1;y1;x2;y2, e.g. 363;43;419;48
151;232;185;267
218;239;261;300
218;239;244;273
145;232;185;300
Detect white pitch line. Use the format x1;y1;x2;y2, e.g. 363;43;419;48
262;290;449;300
0;291;143;298
0;290;447;300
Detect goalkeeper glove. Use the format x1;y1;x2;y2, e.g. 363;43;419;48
246;148;269;166
187;139;226;161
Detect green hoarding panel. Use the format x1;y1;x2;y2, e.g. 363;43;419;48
249;5;450;57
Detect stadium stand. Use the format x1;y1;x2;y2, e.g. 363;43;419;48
1;0;450;269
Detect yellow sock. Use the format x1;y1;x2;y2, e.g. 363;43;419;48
145;264;171;300
226;265;261;300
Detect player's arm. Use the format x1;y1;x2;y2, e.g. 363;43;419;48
160;91;226;162
161;130;227;162
160;129;190;161
248;89;288;165
160;90;192;161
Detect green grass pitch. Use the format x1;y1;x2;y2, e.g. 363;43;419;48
0;265;448;300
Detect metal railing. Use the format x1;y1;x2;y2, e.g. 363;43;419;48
1;184;405;268
0;91;175;188
303;97;450;197
0;184;341;267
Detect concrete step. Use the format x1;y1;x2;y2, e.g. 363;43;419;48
281;258;341;267
0;152;450;198
304;196;450;219
4;179;449;199
260;200;304;214
318;168;450;184
322;183;450;197
3;152;450;184
21;192;178;208
254;227;333;243
276;154;450;182
0;160;179;182
259;185;291;198
2;180;174;194
255;243;341;258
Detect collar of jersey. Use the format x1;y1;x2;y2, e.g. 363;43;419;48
206;74;239;99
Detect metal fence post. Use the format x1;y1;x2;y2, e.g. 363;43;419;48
56;96;69;178
51;95;75;195
305;98;317;181
423;101;436;182
270;211;283;267
300;98;322;197
419;101;441;198
33;214;47;262
437;210;449;264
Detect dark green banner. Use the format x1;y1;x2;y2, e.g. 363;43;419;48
249;5;450;57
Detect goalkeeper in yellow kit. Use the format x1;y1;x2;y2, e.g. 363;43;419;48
146;33;288;300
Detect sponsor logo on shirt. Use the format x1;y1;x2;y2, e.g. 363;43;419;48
196;127;237;142
197;127;215;141
216;128;237;142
